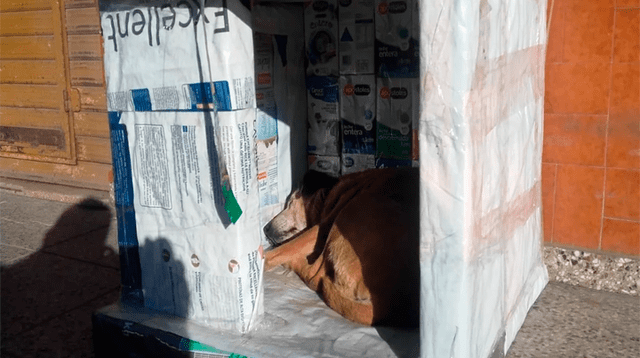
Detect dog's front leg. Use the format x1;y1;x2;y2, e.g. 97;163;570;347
264;225;325;290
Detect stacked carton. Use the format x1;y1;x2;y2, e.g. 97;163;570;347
305;0;419;176
101;0;263;333
374;0;418;166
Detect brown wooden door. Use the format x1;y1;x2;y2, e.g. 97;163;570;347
0;0;77;163
0;0;112;191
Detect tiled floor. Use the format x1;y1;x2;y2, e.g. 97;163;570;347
1;193;120;358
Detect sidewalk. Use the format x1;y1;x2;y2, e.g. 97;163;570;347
1;189;639;357
1;190;120;357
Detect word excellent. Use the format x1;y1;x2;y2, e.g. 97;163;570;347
102;0;231;52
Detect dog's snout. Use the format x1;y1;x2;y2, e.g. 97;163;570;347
263;222;272;237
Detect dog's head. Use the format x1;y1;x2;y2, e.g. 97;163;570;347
263;170;339;246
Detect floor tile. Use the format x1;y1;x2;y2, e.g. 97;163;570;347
1;289;120;358
43;225;120;269
1;252;120;339
508;282;640;357
0;193;113;250
0;244;35;266
0;193;71;227
38;199;114;248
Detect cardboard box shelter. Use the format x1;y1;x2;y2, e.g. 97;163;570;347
95;0;549;357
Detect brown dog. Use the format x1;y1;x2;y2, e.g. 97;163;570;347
263;167;419;327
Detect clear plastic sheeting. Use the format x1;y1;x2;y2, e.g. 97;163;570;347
417;0;548;357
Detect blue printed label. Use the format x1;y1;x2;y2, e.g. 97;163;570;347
131;89;152;111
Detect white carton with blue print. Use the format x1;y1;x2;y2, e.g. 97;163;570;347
374;0;418;78
340;74;376;155
338;0;375;75
307;76;340;156
304;0;339;77
341;153;375;174
308;155;341;177
376;77;414;159
100;0;255;111
256;89;279;209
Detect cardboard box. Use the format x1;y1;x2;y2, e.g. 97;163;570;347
307;76;340;156
374;0;419;78
109;110;263;333
308;155;341;177
304;0;339;77
376;77;414;159
339;0;375;74
341;153;375;174
340;75;376;155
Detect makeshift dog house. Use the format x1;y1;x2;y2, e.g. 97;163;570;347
93;0;548;357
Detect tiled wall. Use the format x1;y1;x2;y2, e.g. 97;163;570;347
543;0;640;256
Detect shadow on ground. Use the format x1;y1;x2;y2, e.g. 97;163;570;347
1;198;121;358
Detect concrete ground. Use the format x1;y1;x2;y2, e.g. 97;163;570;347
1;189;639;357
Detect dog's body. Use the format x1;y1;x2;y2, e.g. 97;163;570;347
264;167;419;327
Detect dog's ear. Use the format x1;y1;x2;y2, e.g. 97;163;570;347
300;170;339;197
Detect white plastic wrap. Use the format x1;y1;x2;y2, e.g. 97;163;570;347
102;0;265;334
418;0;548;356
113;111;263;333
100;0;254;111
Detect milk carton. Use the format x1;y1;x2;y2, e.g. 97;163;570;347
308;155;341;177
376;77;414;159
307;76;340;156
339;0;375;74
340;75;376;155
341;153;375;174
254;33;275;91
256;89;279;208
374;0;418;78
305;0;339;77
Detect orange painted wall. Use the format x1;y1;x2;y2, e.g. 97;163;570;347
543;0;640;256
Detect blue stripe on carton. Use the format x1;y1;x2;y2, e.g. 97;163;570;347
185;81;233;111
213;81;233;111
131;89;152;111
257;99;278;140
108;111;143;307
108;112;134;208
342;120;376;154
375;37;419;78
187;82;215;111
306;76;339;102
